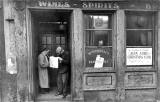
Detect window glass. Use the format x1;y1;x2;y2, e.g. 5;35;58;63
126;12;154;47
46;45;52;51
47;36;52;44
86;30;112;46
39;22;68;56
85;14;112;46
56;36;60;44
85;15;112;29
61;37;65;44
42;36;46;44
126;30;152;46
126;11;154;66
41;45;46;49
84;13;113;68
126;12;153;29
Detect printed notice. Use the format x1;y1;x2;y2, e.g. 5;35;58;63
126;48;152;65
7;57;17;74
94;55;104;68
49;56;59;68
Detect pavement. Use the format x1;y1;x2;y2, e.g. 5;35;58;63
36;88;71;102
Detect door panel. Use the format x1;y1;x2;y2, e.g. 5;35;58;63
125;72;156;89
83;73;116;90
125;90;156;102
84;91;116;102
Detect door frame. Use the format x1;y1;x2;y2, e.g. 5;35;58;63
26;7;74;101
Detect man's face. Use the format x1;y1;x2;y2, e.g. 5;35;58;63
56;47;62;54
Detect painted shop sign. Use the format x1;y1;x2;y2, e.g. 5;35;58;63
82;2;119;9
38;1;71;8
37;0;119;9
37;0;155;9
85;47;112;67
29;0;157;10
126;48;152;65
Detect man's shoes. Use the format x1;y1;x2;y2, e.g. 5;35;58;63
62;95;66;98
40;88;49;94
62;94;67;98
55;92;62;96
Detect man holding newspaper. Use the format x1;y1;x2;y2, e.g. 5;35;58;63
50;46;70;98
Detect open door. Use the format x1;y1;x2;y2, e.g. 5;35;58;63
30;9;72;102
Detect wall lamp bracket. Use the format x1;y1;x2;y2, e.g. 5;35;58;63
5;18;15;22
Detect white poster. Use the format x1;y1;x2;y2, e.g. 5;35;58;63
7;57;17;74
126;48;152;65
94;55;104;68
49;56;59;68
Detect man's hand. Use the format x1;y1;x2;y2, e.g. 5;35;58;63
58;57;63;63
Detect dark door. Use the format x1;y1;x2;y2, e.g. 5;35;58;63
38;20;70;88
31;10;71;101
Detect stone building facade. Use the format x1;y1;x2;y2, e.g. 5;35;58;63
0;0;160;102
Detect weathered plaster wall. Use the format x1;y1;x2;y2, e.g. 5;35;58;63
1;0;160;102
0;0;4;102
3;0;28;102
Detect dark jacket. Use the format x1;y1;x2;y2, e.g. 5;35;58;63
57;51;70;74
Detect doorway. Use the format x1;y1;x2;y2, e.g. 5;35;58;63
31;9;72;101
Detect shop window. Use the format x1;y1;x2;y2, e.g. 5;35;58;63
85;15;112;46
126;11;155;66
40;32;66;55
56;36;60;44
84;14;113;68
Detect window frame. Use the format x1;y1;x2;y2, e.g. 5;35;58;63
83;11;116;71
84;13;113;47
125;11;156;67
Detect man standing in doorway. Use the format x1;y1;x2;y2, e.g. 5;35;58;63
55;46;70;98
38;48;50;93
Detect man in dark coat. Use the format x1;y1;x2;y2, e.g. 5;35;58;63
55;46;70;98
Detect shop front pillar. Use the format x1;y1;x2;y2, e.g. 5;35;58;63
72;8;84;102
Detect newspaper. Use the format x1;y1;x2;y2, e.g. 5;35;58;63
49;56;59;68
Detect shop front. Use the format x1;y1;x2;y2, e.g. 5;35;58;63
2;0;160;102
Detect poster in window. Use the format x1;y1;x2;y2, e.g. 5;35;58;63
94;55;104;68
85;47;112;67
126;48;152;65
94;18;103;28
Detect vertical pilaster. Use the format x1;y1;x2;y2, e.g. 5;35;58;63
157;11;160;102
116;10;125;102
72;8;84;102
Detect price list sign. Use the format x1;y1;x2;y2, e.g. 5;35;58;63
126;48;152;65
